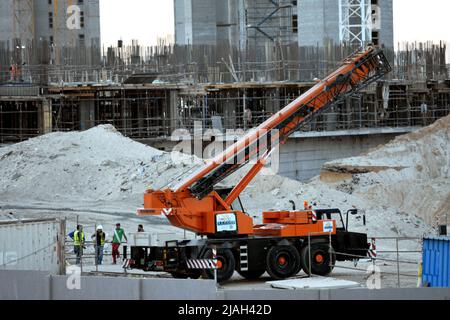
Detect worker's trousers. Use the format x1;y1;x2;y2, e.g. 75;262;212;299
95;245;104;265
112;243;120;264
74;245;83;265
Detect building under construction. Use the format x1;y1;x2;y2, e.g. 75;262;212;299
0;1;449;181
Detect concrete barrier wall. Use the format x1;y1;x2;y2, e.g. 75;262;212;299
219;287;450;300
0;270;217;300
141;278;217;300
1;270;450;300
51;276;141;300
0;270;50;300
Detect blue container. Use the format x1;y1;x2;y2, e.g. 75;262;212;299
422;236;450;287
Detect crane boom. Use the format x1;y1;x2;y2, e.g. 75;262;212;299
137;46;391;237
176;46;391;199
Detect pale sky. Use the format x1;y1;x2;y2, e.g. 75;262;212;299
100;0;450;49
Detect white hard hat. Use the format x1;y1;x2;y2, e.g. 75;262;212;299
97;225;103;231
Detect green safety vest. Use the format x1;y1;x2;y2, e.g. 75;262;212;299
74;231;85;246
113;228;125;244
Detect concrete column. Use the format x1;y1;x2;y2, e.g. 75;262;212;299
39;99;52;134
169;90;179;135
223;94;236;130
79;100;95;130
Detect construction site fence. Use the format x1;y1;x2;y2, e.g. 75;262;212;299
64;223;423;289
310;235;423;288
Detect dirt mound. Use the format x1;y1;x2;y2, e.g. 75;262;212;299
321;115;450;226
0;125;198;211
1;119;445;243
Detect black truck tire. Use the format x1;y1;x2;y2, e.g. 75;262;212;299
170;272;189;279
237;269;266;280
300;243;336;276
265;245;301;280
202;248;235;283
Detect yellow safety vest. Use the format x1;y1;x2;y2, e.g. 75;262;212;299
96;232;106;246
74;231;85;246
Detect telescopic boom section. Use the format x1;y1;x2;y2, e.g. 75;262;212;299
177;46;391;198
137;46;391;236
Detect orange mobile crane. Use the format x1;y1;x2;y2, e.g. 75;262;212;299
127;46;391;282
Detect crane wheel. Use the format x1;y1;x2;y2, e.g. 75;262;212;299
265;245;301;280
237;269;266;280
300;243;336;276
202;248;235;283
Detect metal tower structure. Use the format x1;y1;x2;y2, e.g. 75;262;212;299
338;0;372;46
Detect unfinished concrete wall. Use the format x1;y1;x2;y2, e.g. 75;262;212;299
0;0;15;46
175;0;218;46
378;0;394;49
174;0;193;45
278;129;412;181
143;129;419;182
297;0;340;46
191;0;217;46
34;0;101;49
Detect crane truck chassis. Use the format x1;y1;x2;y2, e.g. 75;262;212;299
127;46;391;282
125;202;369;282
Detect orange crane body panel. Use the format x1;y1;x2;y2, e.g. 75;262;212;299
138;189;255;235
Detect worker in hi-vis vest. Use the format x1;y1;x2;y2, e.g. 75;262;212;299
73;225;85;265
112;223;127;264
91;225;106;265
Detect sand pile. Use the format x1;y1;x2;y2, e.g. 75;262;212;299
320;115;450;227
1;117;448;242
0;125;199;212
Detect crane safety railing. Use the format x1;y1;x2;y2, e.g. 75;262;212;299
305;234;423;288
